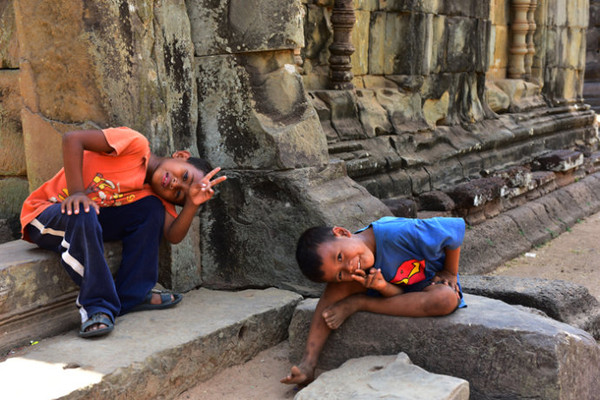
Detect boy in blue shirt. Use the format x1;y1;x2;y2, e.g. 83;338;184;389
281;216;466;386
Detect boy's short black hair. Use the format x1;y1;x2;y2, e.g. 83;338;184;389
296;226;336;282
187;156;213;175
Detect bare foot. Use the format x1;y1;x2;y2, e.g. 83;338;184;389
280;364;314;386
322;297;359;329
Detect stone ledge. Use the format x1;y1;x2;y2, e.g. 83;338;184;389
1;288;302;400
461;275;600;340
459;172;600;274
288;294;600;400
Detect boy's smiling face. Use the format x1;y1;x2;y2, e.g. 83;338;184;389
317;227;375;283
149;154;205;206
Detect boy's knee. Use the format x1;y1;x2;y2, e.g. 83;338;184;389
425;286;459;316
71;210;100;226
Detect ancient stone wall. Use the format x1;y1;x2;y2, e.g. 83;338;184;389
0;0;597;295
298;0;595;211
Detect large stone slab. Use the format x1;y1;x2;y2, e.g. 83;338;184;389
1;288;302;400
296;353;469;400
288;294;600;400
461;275;600;340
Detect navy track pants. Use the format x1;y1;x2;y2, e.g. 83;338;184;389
24;196;165;323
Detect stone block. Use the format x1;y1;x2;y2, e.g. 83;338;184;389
303;4;332;61
567;0;589;28
309;93;339;143
378;0;439;14
381;197;417;217
196;53;328;170
446;177;505;209
534;149;584;172
314;90;367;140
484;81;510;113
14;1;107;123
503;201;555;247
200;162;391;295
493;165;532;188
159;215;202;293
0;0;19;68
0;70;23;172
369;12;429;75
297;353;469;400
427;158;466;192
15;0;197;154
444;17;478;73
375;88;427;132
417;190;455;211
0;240;122;354
460;214;530;275
355;89;393;137
423;91;450;127
490;0;508;25
20;110;68;191
461;275;600;340
439;0;489;19
0;219;14;244
534;191;578;232
0;177;28;220
288;294;600;400
186;0;304;56
351;10;370;76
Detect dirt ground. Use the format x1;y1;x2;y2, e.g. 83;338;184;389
176;211;600;400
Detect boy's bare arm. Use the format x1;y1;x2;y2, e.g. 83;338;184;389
432;246;461;291
163;168;226;243
61;130;114;215
281;281;365;386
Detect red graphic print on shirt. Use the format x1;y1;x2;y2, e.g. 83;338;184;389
390;259;426;285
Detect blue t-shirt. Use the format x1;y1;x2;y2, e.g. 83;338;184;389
358;216;466;307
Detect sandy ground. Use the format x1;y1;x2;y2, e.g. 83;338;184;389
176;211;600;400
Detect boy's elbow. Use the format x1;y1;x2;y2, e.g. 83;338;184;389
164;233;184;244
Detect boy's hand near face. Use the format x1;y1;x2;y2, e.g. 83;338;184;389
163;167;227;244
352;268;403;297
185;167;227;207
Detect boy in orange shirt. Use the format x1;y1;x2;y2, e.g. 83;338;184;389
20;127;226;338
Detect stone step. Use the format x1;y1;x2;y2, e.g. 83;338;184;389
288;294;600;400
1;287;302;400
0;240;121;355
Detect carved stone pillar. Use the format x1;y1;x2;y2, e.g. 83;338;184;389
524;0;538;78
328;0;355;90
508;0;531;79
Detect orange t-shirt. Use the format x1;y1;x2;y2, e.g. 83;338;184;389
20;127;177;241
